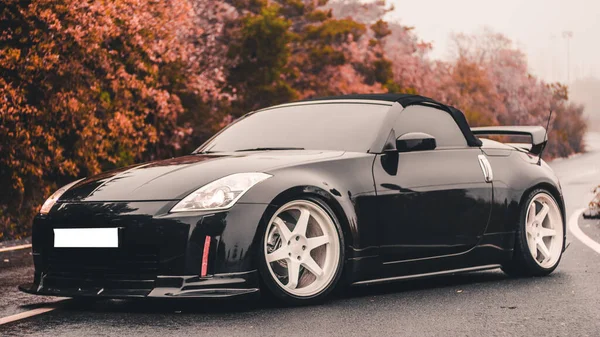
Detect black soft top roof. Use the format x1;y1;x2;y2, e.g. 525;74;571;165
299;93;482;147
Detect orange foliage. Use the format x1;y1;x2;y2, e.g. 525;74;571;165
0;0;202;239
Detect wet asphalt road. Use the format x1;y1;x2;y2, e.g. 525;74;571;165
1;134;600;337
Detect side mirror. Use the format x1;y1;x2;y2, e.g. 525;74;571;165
395;132;436;152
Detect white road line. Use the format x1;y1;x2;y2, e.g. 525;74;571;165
568;208;600;255
0;244;32;253
0;301;66;326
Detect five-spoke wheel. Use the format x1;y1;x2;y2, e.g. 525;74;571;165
503;189;564;276
259;199;344;303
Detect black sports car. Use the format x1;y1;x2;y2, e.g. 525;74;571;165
20;94;566;305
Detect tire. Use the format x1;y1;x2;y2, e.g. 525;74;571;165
257;197;345;305
502;189;565;277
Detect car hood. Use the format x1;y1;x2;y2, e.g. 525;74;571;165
60;151;344;202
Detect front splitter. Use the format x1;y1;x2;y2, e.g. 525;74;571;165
19;270;260;299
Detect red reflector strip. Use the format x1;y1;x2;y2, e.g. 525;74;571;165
201;236;211;277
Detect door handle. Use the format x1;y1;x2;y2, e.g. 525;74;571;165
477;155;493;183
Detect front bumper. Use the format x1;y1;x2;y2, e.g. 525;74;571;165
19;271;259;299
20;201;270;299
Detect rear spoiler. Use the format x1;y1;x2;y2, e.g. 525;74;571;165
471;126;547;155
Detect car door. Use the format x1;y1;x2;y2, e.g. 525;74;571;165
373;105;493;262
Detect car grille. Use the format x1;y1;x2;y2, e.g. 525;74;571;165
44;247;159;289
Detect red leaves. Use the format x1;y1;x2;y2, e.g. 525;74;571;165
0;0;209;239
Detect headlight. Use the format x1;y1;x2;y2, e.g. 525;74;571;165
170;172;272;212
40;179;85;215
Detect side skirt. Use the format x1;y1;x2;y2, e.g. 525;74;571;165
351;264;502;287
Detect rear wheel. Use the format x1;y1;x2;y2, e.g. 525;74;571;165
502;189;564;277
258;198;344;305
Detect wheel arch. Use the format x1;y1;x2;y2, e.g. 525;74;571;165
253;185;356;254
501;180;567;276
251;185;354;302
518;182;566;232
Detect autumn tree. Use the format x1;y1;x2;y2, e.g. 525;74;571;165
447;30;586;157
178;0;240;149
226;2;297;115
0;0;208;239
225;0;390;116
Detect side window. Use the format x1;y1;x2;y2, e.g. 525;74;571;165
393;105;467;148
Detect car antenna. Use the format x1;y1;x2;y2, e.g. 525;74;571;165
537;109;553;165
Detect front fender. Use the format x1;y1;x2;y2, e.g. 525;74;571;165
215;153;379;274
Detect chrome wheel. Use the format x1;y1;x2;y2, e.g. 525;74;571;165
263;200;341;297
525;192;564;269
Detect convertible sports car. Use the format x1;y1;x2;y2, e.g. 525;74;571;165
20;94;566;305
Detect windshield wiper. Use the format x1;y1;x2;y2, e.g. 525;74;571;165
235;147;305;152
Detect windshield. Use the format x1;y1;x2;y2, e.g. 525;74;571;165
197;103;391;153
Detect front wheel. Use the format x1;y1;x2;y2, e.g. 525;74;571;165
502;189;565;277
258;198;344;305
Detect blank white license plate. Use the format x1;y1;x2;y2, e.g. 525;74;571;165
53;228;119;248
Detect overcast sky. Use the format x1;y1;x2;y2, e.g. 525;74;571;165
386;0;600;84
